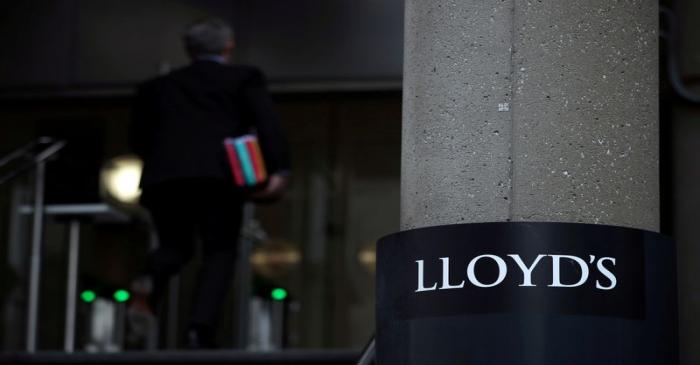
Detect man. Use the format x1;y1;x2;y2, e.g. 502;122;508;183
129;18;290;348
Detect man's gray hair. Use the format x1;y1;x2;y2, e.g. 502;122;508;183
184;18;233;57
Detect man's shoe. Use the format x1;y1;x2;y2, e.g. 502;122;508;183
126;276;157;349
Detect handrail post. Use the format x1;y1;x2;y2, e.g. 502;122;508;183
63;220;81;352
25;160;46;352
356;337;375;365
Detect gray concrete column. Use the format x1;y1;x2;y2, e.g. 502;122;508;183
402;0;658;232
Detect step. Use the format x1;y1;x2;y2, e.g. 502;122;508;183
1;350;359;365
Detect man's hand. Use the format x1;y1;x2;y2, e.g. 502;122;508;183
252;173;289;201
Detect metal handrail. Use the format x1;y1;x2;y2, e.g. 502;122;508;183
0;136;53;168
356;336;376;365
0;137;66;185
0;136;66;352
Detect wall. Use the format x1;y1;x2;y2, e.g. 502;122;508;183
0;0;403;92
673;1;700;364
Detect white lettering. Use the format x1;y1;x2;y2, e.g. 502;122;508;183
467;255;507;288
596;257;617;290
415;260;438;292
414;253;617;293
439;257;465;289
508;254;545;287
549;255;589;288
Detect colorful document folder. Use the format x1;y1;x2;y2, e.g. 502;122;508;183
224;135;268;187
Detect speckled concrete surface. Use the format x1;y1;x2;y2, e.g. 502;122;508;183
402;0;658;231
401;0;514;229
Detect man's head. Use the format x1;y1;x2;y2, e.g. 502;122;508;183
183;18;234;61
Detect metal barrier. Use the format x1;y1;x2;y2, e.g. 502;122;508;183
355;336;375;365
0;137;66;352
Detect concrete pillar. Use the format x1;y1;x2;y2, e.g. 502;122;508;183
402;0;658;231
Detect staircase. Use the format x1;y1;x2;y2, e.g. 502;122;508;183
1;350;359;365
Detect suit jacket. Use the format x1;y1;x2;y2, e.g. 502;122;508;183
129;61;290;188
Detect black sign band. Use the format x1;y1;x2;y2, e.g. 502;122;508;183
380;222;645;319
376;222;677;365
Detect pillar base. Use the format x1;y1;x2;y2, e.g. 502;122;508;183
377;222;677;365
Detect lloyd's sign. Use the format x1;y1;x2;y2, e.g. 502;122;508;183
376;222;677;365
416;254;618;291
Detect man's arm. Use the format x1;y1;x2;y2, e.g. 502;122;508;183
242;68;291;198
242;68;291;174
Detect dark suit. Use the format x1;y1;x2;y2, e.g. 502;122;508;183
131;61;289;185
129;60;289;341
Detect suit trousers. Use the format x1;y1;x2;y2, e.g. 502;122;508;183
142;178;243;331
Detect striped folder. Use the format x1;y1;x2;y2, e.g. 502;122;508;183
224;135;268;187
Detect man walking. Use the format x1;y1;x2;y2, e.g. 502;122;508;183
129;18;290;348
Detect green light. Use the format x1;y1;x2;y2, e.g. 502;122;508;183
270;288;288;301
80;290;96;303
113;289;130;302
271;288;287;301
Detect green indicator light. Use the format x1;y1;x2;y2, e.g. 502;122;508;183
80;290;96;303
270;288;288;301
113;289;130;303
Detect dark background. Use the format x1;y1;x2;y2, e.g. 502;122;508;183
0;0;698;364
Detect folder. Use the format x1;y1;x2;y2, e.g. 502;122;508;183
223;135;268;187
